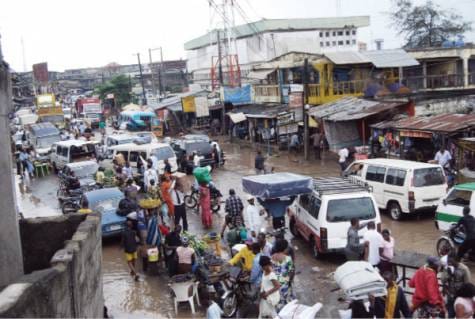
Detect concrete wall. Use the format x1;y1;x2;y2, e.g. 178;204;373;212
0;60;24;288
415;95;475;116
0;214;104;318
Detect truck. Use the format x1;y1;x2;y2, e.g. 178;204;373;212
35;94;65;128
75;97;102;128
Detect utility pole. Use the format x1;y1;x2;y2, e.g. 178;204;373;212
303;58;309;161
217;30;225;134
136;53;147;105
148;48;157;97
159;47;165;99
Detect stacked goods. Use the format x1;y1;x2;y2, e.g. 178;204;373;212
242;172;313;199
334;261;387;300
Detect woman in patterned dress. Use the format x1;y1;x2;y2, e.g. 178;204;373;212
271;239;295;311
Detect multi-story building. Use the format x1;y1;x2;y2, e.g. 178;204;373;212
184;16;370;89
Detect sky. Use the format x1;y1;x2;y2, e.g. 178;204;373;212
1;0;474;72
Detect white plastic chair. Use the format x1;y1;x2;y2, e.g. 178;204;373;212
169;280;198;314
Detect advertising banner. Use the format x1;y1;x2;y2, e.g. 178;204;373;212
222;84;251;105
195;96;210;117
181;96;196;113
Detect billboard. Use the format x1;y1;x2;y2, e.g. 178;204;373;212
181;96;196;113
222;84;251;105
32;62;48;83
195;96;210;117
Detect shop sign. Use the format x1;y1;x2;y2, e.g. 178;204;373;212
289;92;303;108
181;96;196;113
399;130;432;138
277;112;295;126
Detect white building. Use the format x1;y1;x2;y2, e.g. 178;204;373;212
184;16;370;88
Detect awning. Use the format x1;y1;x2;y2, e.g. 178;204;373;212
246;69;275;80
228;112;247;123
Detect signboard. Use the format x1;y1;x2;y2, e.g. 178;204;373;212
279;123;299;135
277;112;295;126
33;62;48;83
37;106;63;116
106;93;115;99
289;84;304;92
289;92;303;108
195;96;210;118
399;130;432;138
181;96;196;113
222;84;252;105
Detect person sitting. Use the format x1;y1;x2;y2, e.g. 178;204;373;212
369;271;411;318
66;171;81;191
229;239;260;272
176;236;195;274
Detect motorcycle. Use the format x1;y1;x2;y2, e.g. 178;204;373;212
444;167;457;189
184;184;222;214
221;266;259;318
61;196;81;214
436;224;475;260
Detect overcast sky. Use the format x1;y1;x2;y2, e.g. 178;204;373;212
1;0;474;72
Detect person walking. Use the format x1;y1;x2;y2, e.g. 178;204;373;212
144;162;158;193
160;175;175;218
221;189;244;237
441;253;472;317
379;228;395;273
456;206;475;260
121;220;140;281
338;147;349;172
344;218;369;261
172;182;187;231
255;150;266;175
258;255;281;319
310;130;323;160
289;133;300;162
200;183;212;228
245;195;264;239
363;221;384;268
271;239;295;311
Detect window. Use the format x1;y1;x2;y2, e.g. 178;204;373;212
414;167;445;187
326;41;330;46
346;40;350;45
346;30;350;36
352;30;356;35
352;39;356;45
118;151;129;161
299;194;311;212
366;165;386;183
320;42;324;47
129;151;140;163
385;168;407;186
333;31;336;36
319;32;323;37
338;40;344;46
332;41;337;46
325;31;330;37
446;189;472;206
337;31;343;36
61;146;68;157
56;146;61;154
152;147;175;161
310;197;321;218
327;197;376;222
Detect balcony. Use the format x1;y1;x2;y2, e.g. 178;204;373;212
403;74;465;91
253;85;281;103
308;80;366;105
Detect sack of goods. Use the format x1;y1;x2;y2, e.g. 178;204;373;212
334;261;387;300
193;166;212;184
147;247;159;262
242;172;313;199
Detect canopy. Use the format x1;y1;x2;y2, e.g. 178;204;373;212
228;112;247;124
122;103;142;111
246;69;276;80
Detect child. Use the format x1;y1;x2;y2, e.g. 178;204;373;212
121;219;139;281
258;256;281;319
203;292;223;319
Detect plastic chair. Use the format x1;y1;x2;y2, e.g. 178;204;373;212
169;280;197;314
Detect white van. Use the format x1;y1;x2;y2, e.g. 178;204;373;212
110;142;178;174
344;158;447;220
288;177;381;259
50;140;99;171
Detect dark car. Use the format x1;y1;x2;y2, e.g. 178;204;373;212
171;139;215;174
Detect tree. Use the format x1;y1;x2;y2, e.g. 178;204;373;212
390;0;472;48
94;75;132;109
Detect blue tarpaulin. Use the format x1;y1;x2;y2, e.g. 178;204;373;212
223;85;252;105
242;172;313;199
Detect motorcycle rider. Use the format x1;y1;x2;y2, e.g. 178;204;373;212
409;256;446;315
456;206;475;260
65;171;81;193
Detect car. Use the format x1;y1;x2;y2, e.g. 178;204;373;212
288;177;382;259
83;187;125;237
435;182;475;232
50;140;99;171
171;138;217;173
344;158;447;220
62;160;99;187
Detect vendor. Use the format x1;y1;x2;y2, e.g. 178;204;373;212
229;239;261;272
176;237;195;274
257;196;296;230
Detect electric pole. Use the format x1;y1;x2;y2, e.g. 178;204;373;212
303;58;309;161
136;53;147;105
148;48;157;97
217;30;225;134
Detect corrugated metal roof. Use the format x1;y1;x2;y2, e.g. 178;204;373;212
308;97;407;121
229;104;289;118
371;113;475;133
324;49;419;68
184;16;370;50
153;90;209;111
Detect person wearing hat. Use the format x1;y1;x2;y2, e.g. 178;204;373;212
245;195;264;239
176;236;195;274
229;240;260;272
409;256;446;315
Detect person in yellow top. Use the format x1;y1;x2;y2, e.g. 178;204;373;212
229;240;261;272
77;201;93;214
95;167;105;187
368;271;411;318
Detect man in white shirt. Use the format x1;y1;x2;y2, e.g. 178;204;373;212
193;151;201;168
363;221;384;267
338;147;349;172
434;146;452;168
245;195;264;238
150;154;159;171
143;163;158;192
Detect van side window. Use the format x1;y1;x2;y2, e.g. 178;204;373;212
446;189;472;206
299;194;311;212
130;151;140;163
56;145;61;154
61;147;68;157
385;168;406;186
366;165;386;183
310;196;321;218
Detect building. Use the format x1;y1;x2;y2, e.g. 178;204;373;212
185;16;370;89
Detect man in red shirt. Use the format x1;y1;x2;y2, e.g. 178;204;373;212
409;256;446;314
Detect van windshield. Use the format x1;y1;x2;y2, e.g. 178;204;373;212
413;167;445;187
327;197;376;222
151;147;174;161
37;135;60;148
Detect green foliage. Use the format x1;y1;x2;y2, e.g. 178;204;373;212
94;75;132;109
390;0;472;48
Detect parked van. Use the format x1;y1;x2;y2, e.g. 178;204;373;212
110;142;178;174
27;123;61;161
50;140;99;171
288;177;381;259
344;158;447;220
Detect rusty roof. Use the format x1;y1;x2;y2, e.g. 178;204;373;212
371;113;475;133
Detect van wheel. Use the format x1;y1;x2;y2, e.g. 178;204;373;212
289;219;300;238
310;237;320;259
388;202;403;220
